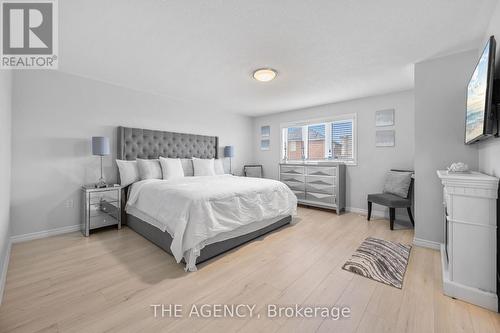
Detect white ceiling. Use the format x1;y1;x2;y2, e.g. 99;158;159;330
59;0;497;116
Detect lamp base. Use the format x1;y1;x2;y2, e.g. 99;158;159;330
95;178;107;188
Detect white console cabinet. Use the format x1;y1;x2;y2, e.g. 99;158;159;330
437;170;498;311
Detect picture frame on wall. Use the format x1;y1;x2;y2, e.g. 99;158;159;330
375;109;395;127
376;130;395;147
260;125;270;151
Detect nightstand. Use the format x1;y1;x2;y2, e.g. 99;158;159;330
81;185;122;236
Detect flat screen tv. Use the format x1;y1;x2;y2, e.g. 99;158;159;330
465;36;496;144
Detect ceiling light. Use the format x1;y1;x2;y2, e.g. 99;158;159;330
253;68;277;82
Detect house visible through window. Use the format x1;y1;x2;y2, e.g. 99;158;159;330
282;115;356;164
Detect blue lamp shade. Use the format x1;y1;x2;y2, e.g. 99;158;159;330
224;146;234;158
92;136;110;156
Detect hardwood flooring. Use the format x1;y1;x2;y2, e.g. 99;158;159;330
0;207;498;332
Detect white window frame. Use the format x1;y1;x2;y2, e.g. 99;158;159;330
280;113;357;165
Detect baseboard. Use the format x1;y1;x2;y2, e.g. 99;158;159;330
413;237;441;250
0;240;11;305
10;224;81;243
347;206;385;218
346;206;411;222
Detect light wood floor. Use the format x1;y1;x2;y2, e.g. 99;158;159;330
0;207;499;333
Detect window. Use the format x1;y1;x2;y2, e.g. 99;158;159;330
281;115;356;164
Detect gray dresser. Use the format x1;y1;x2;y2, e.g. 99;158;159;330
279;163;346;214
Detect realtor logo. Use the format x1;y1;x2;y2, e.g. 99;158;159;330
1;0;58;69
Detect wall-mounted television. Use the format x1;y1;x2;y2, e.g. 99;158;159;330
465;36;497;144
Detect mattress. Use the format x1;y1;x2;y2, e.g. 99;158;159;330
125;175;297;270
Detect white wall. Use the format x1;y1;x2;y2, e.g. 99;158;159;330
414;50;479;245
0;71;12;303
11;71;254;237
252;90;415;217
478;1;500;176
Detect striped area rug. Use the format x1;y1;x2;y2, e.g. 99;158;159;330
342;237;411;289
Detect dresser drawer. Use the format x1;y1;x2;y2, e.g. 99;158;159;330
280;165;305;175
292;190;305;200
282;180;305;191
89;190;119;205
89;202;119;219
306;182;334;195
306;175;335;186
306;166;336;176
281;174;305;191
89;214;119;229
306;192;335;205
281;174;305;183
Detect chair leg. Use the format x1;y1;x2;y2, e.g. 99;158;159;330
407;207;415;226
389;208;395;230
367;201;372;221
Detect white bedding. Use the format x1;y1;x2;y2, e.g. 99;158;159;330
125;175;297;271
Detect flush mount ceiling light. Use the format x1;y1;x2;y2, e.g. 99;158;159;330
253;68;277;82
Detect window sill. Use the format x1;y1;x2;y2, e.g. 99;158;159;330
280;160;357;166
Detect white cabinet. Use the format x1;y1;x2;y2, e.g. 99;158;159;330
437;170;498;311
280;163;346;214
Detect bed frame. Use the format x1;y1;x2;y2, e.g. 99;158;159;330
117;126;291;265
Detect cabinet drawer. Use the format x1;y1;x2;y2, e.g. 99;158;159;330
292;190;305;200
89;190;119;205
306;182;334;195
306;192;335;205
280;174;305;184
282;180;305;191
306;175;335;186
89;214;119;229
306;166;336;176
280;165;304;175
89;202;119;219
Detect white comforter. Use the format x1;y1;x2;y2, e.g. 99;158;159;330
126;175;297;271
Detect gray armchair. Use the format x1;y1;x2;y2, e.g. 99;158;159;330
367;169;415;230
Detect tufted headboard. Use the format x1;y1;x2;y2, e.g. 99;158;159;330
117;126;218;161
117;126;219;222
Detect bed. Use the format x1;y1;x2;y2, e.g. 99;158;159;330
117;126;296;271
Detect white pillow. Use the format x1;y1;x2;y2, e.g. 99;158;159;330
137;159;162;180
192;158;216;176
116;160;140;186
159;157;184;180
180;158;194;176
214;159;225;175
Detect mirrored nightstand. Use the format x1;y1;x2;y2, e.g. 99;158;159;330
81;185;121;236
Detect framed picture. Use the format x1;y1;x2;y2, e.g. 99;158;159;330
375;109;395;127
376;130;395;147
260;125;270;150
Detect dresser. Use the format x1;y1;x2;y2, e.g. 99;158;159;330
279;163;346;214
437;170;498;311
81;185;122;236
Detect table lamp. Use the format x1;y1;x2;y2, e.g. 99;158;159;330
92;136;110;188
224;146;234;174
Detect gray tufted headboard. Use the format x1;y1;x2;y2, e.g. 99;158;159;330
117;126;219;222
117;126;218;160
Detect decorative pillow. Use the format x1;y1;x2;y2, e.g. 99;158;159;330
383;171;412;198
181;158;194;176
136;159;162;180
159;157;184;180
214;159;225;175
116;160;140;186
192;158;216;176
